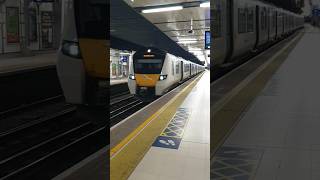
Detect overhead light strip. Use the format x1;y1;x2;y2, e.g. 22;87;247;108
200;2;210;8
142;6;183;13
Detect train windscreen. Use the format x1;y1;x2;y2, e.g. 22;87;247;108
134;59;163;74
75;0;108;39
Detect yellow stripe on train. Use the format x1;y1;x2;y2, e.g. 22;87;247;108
78;38;108;78
135;74;160;87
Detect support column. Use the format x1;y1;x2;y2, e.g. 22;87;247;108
21;0;33;56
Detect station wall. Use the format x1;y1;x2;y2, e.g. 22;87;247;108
0;0;54;54
110;48;132;79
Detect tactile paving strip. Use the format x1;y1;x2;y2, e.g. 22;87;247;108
152;108;190;149
211;146;264;180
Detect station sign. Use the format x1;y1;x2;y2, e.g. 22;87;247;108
120;56;128;63
205;31;210;49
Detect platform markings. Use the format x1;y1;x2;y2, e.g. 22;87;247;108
110;74;203;159
152;108;190;149
211;146;264;180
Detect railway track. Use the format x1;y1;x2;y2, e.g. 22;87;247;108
0;95;64;118
110;94;149;127
0;66;63;113
0;105;106;179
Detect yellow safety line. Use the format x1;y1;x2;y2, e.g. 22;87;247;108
110;73;204;159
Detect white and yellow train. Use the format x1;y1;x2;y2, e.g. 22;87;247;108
57;0;108;107
128;48;205;100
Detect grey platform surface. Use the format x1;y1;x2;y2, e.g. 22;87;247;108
212;26;320;180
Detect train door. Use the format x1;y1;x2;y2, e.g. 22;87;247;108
180;61;183;81
224;0;233;63
189;64;192;76
255;5;260;48
267;8;270;41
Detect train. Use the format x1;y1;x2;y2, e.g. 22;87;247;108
128;48;205;100
57;0;108;107
212;0;304;67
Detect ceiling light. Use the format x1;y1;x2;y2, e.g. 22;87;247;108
178;38;197;41
188;47;202;51
200;2;210;8
177;40;198;44
142;6;183;13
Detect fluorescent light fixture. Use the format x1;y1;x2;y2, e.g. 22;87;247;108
177;40;198;44
178;38;197;41
119;52;131;55
200;2;210;8
142;6;183;13
188;47;202;51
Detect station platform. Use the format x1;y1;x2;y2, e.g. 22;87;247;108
110;77;128;86
111;71;210;180
212;25;320;180
128;71;210;180
0;51;57;74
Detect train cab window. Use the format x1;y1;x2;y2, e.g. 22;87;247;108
238;8;247;33
213;8;221;38
134;59;163;74
75;0;107;39
247;8;254;32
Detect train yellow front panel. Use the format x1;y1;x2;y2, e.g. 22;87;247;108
135;74;160;87
78;38;108;78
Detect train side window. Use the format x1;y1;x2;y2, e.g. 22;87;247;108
213;8;221;38
238;8;247;33
172;61;174;75
273;11;277;28
176;62;179;74
247;8;254;32
261;10;265;30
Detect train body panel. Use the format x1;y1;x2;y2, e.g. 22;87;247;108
212;0;229;65
212;0;304;67
268;7;277;41
231;0;257;60
256;2;269;47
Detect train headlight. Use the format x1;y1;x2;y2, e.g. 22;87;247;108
129;74;135;80
159;75;167;81
61;40;81;58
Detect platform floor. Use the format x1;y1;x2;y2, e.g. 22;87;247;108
110;77;127;86
0;51;56;74
212;25;320;180
129;71;210;180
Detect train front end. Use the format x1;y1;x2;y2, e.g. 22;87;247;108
57;0;108;107
128;48;167;101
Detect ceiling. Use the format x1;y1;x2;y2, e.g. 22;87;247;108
110;0;202;64
123;0;210;65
